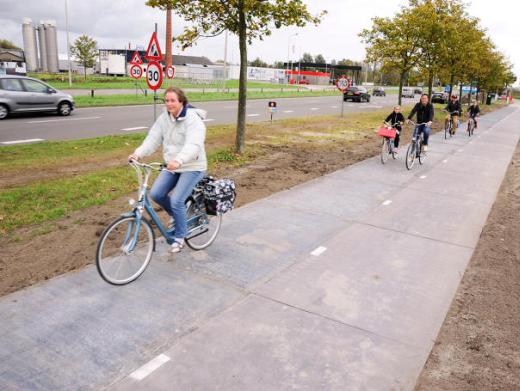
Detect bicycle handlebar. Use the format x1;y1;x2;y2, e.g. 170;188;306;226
407;121;429;126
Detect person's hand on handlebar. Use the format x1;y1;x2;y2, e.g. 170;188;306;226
427;121;432;127
166;160;181;171
128;153;139;162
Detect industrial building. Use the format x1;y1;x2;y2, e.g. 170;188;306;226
22;18;60;73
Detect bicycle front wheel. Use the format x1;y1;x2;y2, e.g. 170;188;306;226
96;216;155;285
418;141;426;165
380;138;390;164
185;202;222;250
406;142;416;170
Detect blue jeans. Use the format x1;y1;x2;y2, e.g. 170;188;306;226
150;170;205;239
413;124;431;145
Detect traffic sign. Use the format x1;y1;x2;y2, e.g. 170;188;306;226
268;101;277;112
145;31;163;61
146;61;163;91
130;64;142;79
336;77;351;92
130;50;143;65
166;65;175;79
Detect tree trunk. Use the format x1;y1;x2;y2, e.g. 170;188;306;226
84;62;87;81
234;1;247;154
398;70;405;106
165;7;172;69
428;70;433;99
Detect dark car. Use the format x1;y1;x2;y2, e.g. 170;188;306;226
372;86;386;97
431;92;448;104
343;86;371;102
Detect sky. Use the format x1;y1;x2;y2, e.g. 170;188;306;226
1;0;518;85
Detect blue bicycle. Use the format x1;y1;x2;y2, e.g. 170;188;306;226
96;160;222;285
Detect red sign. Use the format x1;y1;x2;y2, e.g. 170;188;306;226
130;64;142;79
146;61;163;91
336;77;351;92
129;50;143;65
145;32;163;61
166;65;175;79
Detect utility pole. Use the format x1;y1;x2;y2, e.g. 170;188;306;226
65;0;72;86
222;30;228;92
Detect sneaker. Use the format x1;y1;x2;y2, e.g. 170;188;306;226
422;145;428;152
393;148;399;154
170;239;184;253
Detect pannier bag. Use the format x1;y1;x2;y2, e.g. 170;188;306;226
377;126;397;139
201;177;236;215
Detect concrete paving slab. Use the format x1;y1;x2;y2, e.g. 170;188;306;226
112;295;425;391
255;223;472;348
359;187;491;248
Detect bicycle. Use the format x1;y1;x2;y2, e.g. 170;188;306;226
96;160;222;285
467;115;477;137
443;111;459;139
405;121;428;170
378;121;400;164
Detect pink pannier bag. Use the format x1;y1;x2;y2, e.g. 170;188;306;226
378;126;397;139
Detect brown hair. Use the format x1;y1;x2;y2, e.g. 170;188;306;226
164;86;188;105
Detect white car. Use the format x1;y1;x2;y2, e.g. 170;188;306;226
401;87;414;98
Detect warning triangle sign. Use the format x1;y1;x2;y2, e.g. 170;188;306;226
130;50;143;65
145;32;163;61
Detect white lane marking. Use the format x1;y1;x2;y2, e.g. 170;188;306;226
420;175;427;179
310;107;320;111
283;110;294;113
202;119;215;122
2;138;45;145
331;105;338;108
26;116;101;124
247;114;260;117
442;159;448;163
311;246;327;256
382;200;392;206
122;126;147;131
129;354;170;381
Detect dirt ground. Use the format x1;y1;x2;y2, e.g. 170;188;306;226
416;140;520;390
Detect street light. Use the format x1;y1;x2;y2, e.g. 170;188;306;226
286;33;298;84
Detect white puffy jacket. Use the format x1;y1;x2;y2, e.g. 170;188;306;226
135;105;207;172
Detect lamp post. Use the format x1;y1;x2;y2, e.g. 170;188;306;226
65;0;72;86
286;32;298;84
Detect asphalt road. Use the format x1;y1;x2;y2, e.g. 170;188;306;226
0;94;417;144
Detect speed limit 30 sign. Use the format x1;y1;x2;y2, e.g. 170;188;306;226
146;61;163;91
130;64;142;79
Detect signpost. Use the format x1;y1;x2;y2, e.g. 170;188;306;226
145;25;163;121
336;76;351;117
166;65;175;79
268;101;277;123
129;50;144;96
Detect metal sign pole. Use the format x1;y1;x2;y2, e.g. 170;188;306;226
341;94;344;117
153;23;158;123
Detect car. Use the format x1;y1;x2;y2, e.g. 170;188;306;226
401;87;414;98
414;87;423;94
372;86;386;97
343;86;371;102
0;75;75;119
431;92;448;104
298;78;310;85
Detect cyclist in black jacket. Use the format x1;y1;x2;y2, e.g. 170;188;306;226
467;100;480;129
407;94;434;151
444;95;462;134
384;105;405;152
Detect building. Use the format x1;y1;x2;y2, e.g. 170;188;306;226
0;48;27;75
21;18;60;73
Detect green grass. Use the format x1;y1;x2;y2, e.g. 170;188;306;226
74;89;340;107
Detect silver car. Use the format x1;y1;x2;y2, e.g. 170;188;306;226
0;75;74;119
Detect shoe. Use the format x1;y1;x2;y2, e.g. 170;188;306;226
422;145;428;152
170;239;184;253
167;217;174;230
393;148;399;154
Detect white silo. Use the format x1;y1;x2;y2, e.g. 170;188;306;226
43;20;59;73
22;18;39;72
37;23;48;72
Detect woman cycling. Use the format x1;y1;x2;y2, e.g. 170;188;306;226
129;87;207;253
383;105;405;153
467;99;480;129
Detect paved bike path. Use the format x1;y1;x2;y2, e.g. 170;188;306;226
0;104;518;390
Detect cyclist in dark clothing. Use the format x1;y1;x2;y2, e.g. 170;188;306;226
384;105;405;151
407;94;434;151
444;95;462;134
467;100;480;129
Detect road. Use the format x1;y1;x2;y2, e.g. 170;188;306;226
0;94;416;144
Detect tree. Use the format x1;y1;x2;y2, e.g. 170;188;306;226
145;1;173;68
155;1;325;154
314;54;326;64
360;6;422;105
300;52;314;63
70;35;98;80
250;57;268;68
0;39;21;50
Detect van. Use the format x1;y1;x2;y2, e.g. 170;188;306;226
401;87;414;98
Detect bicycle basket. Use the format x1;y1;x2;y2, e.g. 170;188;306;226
201;177;236;215
377;126;397;139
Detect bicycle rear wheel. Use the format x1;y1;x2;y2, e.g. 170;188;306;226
406;142;416;170
96;216;154;285
418;141;426;165
380;138;390;164
185;201;222;250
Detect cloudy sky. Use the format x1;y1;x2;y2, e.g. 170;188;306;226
1;0;518;84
